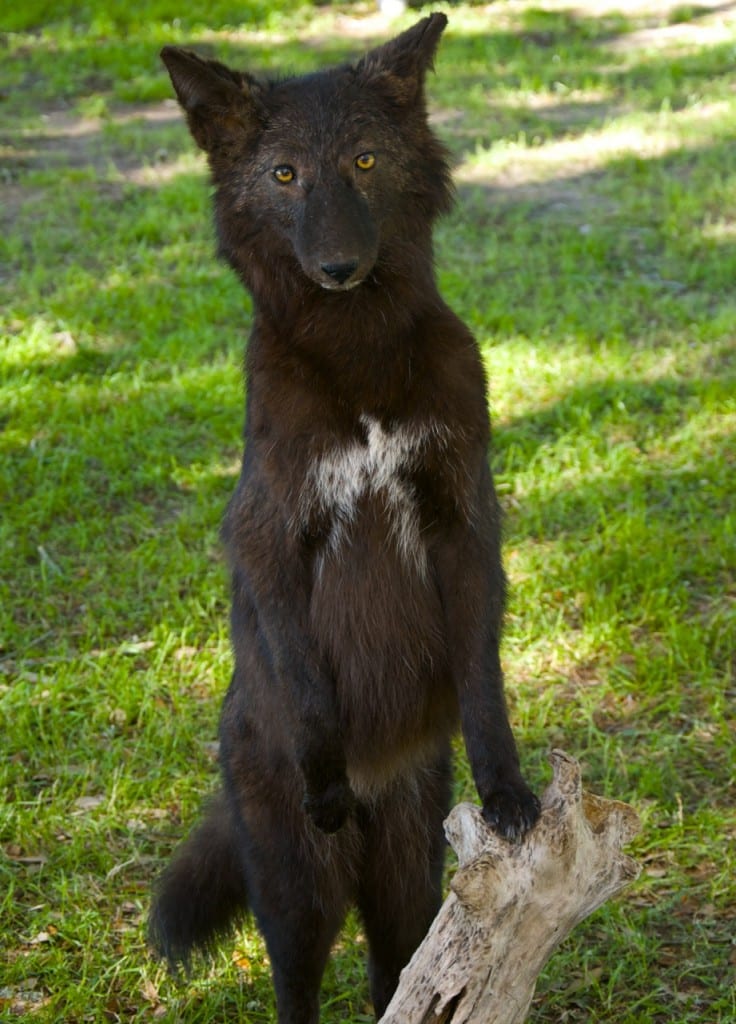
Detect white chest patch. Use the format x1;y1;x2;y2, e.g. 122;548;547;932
301;415;447;575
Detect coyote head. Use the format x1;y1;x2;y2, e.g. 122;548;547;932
161;15;453;297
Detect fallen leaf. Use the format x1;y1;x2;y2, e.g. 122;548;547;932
141;980;159;1004
73;795;105;813
232;950;251;971
5;845;48;865
109;708;127;728
120;639;155;655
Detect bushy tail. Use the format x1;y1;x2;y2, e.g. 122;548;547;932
148;790;249;968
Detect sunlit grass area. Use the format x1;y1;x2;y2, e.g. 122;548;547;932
2;1;734;1021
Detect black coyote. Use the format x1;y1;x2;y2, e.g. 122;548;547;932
150;14;540;1023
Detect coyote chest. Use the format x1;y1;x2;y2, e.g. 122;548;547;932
301;415;446;576
300;414;455;777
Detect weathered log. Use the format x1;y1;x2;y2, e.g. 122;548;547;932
378;749;641;1024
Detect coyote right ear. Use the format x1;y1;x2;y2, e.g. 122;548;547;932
356;12;448;108
161;47;264;151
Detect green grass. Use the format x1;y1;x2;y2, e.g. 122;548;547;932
1;1;734;1021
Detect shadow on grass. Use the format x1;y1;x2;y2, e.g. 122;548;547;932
4;18;735;653
3;0;736;361
5;123;736;370
4;0;734;803
4;0;736;148
2;12;734;1024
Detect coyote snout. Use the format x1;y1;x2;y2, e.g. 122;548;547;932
294;177;379;291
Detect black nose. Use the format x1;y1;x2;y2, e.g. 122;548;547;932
320;260;359;285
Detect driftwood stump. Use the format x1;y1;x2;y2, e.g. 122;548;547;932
378;750;641;1024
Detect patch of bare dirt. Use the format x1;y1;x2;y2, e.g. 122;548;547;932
0;99;188;225
606;0;736;51
2;100;181;174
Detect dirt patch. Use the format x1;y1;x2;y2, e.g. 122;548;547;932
1;100;182;175
0;99;188;225
607;0;736;51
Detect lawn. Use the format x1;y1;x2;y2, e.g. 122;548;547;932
1;1;734;1021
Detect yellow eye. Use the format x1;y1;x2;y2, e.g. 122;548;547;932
273;165;295;184
355;152;376;171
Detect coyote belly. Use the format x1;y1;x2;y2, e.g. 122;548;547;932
149;14;540;1024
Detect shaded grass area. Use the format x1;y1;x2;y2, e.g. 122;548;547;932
1;1;734;1021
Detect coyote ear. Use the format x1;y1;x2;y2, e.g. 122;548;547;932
160;46;263;151
356;12;448;107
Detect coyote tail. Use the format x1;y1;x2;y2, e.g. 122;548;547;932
148;791;248;967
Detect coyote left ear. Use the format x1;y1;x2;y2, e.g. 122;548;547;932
356;12;448;107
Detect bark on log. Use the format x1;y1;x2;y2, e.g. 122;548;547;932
378;749;641;1024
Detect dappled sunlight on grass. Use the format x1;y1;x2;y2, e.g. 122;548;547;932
606;6;736;52
457;99;733;187
701;216;736;240
2;2;735;1022
122;149;203;186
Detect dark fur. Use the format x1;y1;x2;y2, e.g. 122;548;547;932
150;14;540;1022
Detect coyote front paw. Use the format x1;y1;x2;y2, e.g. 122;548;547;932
303;778;356;834
482;781;541;841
